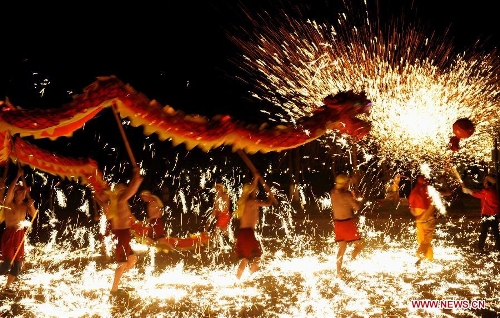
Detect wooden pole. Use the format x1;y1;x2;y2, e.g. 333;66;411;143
17;163;31;200
351;143;359;193
0;163;9;224
111;103;137;167
92;195;100;220
236;149;278;205
11;209;38;266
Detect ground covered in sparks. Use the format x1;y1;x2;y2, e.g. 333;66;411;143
1;201;499;318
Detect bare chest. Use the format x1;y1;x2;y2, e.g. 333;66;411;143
4;204;28;223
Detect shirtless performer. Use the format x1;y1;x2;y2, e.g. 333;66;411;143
0;168;37;295
94;166;143;296
330;173;364;278
235;173;274;280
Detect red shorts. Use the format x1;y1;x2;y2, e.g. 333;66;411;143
236;228;262;260
333;219;361;242
112;228;134;262
1;228;26;261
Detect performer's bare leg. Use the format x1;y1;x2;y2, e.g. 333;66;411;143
351;239;364;260
5;274;16;289
111;255;137;292
236;258;249;279
249;257;260;275
336;241;347;278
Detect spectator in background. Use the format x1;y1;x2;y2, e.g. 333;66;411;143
436;174;453;198
385;173;402;205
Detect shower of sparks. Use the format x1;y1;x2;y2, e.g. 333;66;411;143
3;161;499;317
1;206;499;317
428;185;448;216
55;189;67;208
228;1;500;171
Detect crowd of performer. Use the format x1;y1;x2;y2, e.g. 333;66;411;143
0;161;498;297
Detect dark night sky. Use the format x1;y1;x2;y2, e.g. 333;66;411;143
1;0;498;115
0;2;233;113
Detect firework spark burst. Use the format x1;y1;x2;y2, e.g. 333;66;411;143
228;1;500;171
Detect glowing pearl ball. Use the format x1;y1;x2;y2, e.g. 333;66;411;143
453;118;475;139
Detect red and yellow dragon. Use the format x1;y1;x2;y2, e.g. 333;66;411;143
0;75;371;193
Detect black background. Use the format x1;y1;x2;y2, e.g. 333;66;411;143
1;0;498;115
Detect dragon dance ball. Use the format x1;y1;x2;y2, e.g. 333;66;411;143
452;118;475;139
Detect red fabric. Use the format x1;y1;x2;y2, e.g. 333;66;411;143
126;89;372;153
236;228;262;259
167;232;209;249
472;188;500;216
112;228;134;262
215;210;231;228
409;185;431;209
130;219;165;240
333;219;361;242
1;228;26;261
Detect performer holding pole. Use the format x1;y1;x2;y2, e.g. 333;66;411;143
101;102;143;296
0;166;37;296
